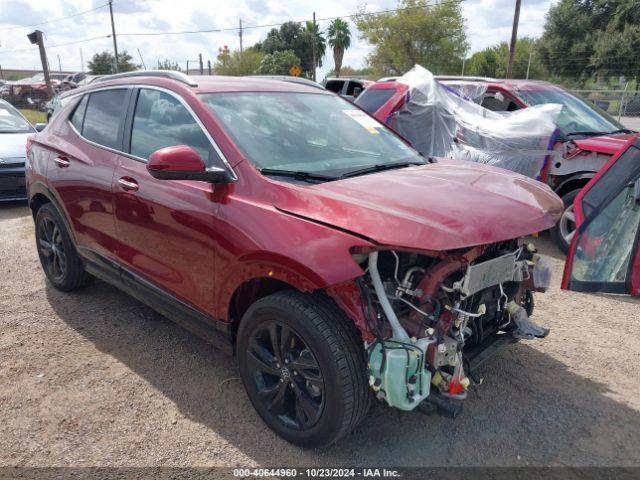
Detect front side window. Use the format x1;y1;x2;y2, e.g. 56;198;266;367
201;92;420;178
130;89;213;163
0;103;33;133
82;89;127;149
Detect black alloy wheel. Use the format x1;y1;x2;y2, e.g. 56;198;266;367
247;321;325;430
37;216;67;283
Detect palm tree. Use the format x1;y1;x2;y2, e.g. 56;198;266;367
327;19;351;78
304;21;326;77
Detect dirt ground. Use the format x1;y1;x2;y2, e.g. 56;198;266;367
1;201;639;468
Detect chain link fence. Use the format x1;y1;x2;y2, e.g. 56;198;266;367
570;86;640;121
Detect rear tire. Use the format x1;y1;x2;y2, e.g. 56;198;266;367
551;189;580;254
237;290;371;448
35;203;93;291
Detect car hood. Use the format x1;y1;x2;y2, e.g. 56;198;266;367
0;132;31;160
272;159;563;251
574;133;637;155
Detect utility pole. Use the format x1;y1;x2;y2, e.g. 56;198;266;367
506;0;521;79
186;60;189;74
137;48;146;69
108;0;119;73
57;54;62;72
239;19;243;57
525;49;533;79
311;12;317;81
80;48;84;72
207;60;212;75
461;58;466;76
199;53;203;74
27;30;54;99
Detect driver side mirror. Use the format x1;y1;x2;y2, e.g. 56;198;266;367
147;145;233;183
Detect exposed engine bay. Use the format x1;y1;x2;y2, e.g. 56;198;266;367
353;240;552;415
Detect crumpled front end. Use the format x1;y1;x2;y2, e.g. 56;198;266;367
343;238;553;416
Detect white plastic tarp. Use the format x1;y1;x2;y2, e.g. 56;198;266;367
394;65;562;179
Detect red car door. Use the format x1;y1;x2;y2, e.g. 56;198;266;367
112;87;223;317
47;88;130;260
562;137;640;295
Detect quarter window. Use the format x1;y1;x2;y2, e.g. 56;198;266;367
130;89;213;163
82;89;128;149
69;95;88;132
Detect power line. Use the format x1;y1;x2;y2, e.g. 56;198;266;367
1;35;112;54
0;3;109;32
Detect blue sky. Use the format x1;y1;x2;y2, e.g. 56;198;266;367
0;0;557;78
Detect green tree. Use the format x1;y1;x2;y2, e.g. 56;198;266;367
466;37;548;79
214;47;264;76
257;50;301;75
87;50;137;74
538;0;640;85
327;19;351;77
157;59;181;71
253;21;324;78
354;0;468;77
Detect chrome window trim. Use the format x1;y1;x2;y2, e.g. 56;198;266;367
65;84;237;181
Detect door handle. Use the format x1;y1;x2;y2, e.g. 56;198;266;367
117;177;139;192
54;156;70;168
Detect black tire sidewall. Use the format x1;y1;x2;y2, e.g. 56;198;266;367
35;204;84;291
237;297;352;448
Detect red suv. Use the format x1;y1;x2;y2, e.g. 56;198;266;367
357;77;637;252
27;71;566;447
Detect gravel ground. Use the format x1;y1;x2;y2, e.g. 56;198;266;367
1;202;639;467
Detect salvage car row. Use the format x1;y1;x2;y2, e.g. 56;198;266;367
1;69;639;448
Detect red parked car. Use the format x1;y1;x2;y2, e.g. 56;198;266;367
356;77;638;252
24;71;635;447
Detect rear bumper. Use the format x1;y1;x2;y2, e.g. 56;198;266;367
0;167;27;202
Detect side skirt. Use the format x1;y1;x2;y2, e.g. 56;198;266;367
80;248;234;355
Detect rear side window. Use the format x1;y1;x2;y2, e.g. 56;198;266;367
82;89;127;150
130;88;213;163
355;88;395;113
69;95;88;131
325;80;344;93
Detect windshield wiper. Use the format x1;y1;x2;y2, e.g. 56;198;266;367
339;160;425;179
566;128;633;137
259;168;338;182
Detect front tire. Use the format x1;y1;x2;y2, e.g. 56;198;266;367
35;203;92;291
551;189;580;254
237;291;371;448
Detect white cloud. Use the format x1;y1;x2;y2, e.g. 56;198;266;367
0;0;557;77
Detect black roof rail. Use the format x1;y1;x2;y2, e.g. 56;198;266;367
93;70;198;87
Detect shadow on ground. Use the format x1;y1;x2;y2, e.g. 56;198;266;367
44;277;640;467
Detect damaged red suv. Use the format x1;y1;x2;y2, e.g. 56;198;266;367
27;71;563;447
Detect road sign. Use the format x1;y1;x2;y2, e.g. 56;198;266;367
289;65;301;77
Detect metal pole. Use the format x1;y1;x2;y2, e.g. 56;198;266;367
461;58;466;76
80;48;84;72
239;19;243;57
199;53;203;74
186;60;189;75
311;12;317;81
207;60;212;75
108;0;119;72
506;0;521;79
618;81;629;122
57;54;62;72
525;49;532;79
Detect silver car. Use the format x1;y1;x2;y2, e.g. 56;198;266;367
0;100;36;201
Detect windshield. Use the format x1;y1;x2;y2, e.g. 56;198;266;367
200;92;421;177
517;88;624;135
0;104;33;133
